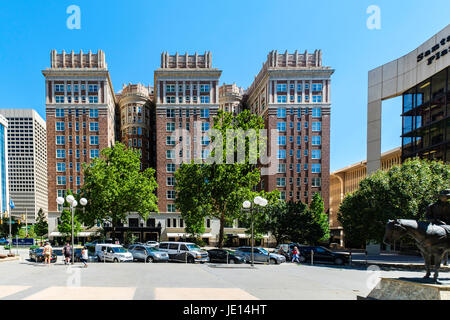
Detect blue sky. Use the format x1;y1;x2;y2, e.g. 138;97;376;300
0;0;448;171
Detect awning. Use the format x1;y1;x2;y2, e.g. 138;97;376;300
237;233;249;238
201;233;213;238
166;233;186;237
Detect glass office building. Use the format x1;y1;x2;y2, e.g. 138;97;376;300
0;115;8;213
402;66;449;162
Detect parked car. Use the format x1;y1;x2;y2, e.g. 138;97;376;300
274;243;302;260
297;246;350;265
145;241;159;247
95;244;133;263
29;247;57;263
207;249;246;264
235;247;286;264
158;242;209;263
0;238;9;245
128;244;169;263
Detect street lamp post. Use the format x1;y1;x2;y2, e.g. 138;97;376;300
242;196;268;267
57;195;87;265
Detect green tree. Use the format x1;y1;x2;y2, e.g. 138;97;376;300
80;142;158;239
338;158;450;247
175;110;272;248
34;208;48;242
18;225;36;239
0;216;20;238
58;190;82;238
307;192;330;244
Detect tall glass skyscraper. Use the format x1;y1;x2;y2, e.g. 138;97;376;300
0;114;8;214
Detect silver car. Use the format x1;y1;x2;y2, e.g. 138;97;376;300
128;244;169;263
235;247;286;264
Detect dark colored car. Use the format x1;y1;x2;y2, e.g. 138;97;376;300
29;248;57;263
207;249;246;264
297;246;350;265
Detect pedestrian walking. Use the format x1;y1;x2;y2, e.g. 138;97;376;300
63;242;72;265
291;246;300;263
43;242;52;266
80;247;88;268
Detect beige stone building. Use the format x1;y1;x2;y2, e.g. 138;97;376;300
219;83;245;115
329;147;402;247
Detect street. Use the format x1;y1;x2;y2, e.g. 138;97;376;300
0;251;432;300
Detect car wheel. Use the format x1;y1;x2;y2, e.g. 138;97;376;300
270;258;277;265
146;256;154;263
113;258;119;263
229;259;235;264
334;258;344;265
187;256;195;264
299;256;306;263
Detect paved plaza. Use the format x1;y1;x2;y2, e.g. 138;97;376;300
0;250;433;300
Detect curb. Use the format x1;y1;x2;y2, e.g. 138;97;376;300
351;261;450;271
0;256;20;263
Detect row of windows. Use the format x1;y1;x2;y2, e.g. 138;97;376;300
56;149;99;159
55;96;98;104
276;174;322;187
277;163;321;173
166;108;210;118
56;122;99;131
278;188;321;201
278;135;321;146
166;84;210;93
55;108;98;118
56;136;98;145
277;95;322;103
55;84;98;92
277;107;322;118
56;162;83;172
57;176;82;185
277;149;321;159
277;121;321;132
276;83;322;92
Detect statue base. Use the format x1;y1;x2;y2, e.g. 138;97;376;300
366;278;450;300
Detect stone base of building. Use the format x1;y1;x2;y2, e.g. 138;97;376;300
366;278;450;300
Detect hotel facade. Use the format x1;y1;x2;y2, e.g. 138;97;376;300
246;50;334;211
0;109;47;223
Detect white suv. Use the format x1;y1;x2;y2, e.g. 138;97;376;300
95;244;133;263
158;242;209;263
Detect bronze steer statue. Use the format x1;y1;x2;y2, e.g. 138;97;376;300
384;219;450;284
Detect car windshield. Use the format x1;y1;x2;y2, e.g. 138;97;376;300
225;249;235;254
35;249;43;253
112;247;126;253
186;244;201;251
146;247;159;252
259;248;269;254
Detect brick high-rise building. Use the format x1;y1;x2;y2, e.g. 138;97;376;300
43;50;116;214
154;52;221;241
0;114;8;215
247;50;334;211
0;109;47;223
116;83;155;170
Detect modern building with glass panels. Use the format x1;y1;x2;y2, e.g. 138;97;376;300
401;66;449;162
0;114;9;215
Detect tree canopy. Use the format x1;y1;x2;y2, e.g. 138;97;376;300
80;142;158;235
58;190;82;238
34;208;48;241
338;158;450;247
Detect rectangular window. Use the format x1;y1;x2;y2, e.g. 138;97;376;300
167;177;175;186
55;96;65;103
76;163;80;172
90;149;99;158
276;177;286;187
76;136;80;145
90;136;99;145
200;108;210;118
296;164;301;173
312;95;322;103
166;136;175;145
312;108;321;117
277;122;286;132
166;85;175;92
311;150;321;159
277;108;286;118
56;149;66;158
76;176;81;186
56;163;66;172
201;122;209;132
278;136;286;146
312;164;321;173
57;176;66;185
312;122;322;132
277;164;286;173
55;109;65;117
55;84;64;92
200;96;210;104
89;122;99;131
312;136;321;145
56;136;65;145
166;163;176;172
312;83;323;92
200;84;210;92
167;190;176;199
279;191;286;200
297;136;301;145
89;108;98;118
277;149;286;159
166;150;175;159
201;149;210;159
88;96;98;103
56;122;65;131
277;95;287;103
277;84;287;92
75;122;80;131
297;84;302;91
167;204;176;213
312;177;321;187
